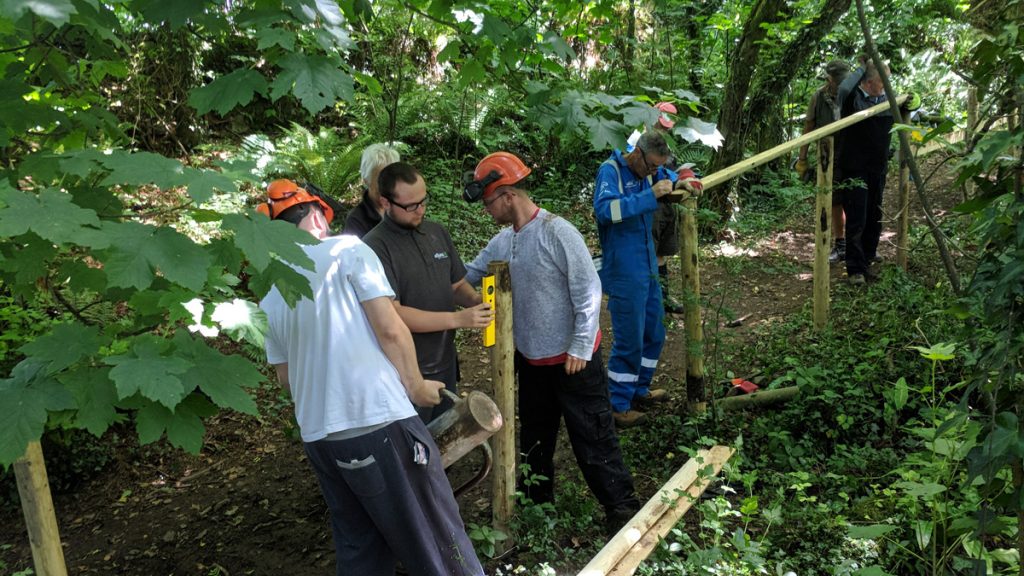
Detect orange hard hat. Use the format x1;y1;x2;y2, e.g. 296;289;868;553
464;152;532;202
257;179;335;223
654;101;677;129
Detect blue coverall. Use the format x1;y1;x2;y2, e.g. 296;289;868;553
594;150;675;413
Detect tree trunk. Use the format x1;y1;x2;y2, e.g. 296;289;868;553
706;0;786;215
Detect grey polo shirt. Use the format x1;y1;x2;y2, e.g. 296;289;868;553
363;214;467;376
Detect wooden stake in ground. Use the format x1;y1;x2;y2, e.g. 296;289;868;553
812;135;836;330
679;195;704;406
487;261;515;550
577;445;734;576
896;160;911;271
14;441;68;576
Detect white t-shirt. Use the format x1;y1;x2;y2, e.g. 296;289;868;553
260;235;417;442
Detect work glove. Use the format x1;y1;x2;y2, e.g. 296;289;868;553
795;158;809;179
674;167;703;197
902;91;921;113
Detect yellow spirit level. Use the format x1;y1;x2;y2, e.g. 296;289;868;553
482;275;495;347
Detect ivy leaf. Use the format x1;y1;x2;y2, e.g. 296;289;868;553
106;336;191;409
0;361;75;466
221;212;316;272
60;367;120;437
270;54;354;115
0;186;100;245
0;0;77;27
173;331;261;415
189;68;269;117
20;322;105;374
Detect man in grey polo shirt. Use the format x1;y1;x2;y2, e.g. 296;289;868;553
363;162;492;422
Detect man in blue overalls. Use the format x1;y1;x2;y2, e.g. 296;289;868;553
594;131;697;427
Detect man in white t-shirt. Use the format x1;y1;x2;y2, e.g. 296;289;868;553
256;179;484;576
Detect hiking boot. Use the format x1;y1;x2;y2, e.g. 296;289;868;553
613;410;647;429
871;254;883;263
605;505;640;537
663;295;685;314
848;273;866;286
828;243;846;264
633;389;670;408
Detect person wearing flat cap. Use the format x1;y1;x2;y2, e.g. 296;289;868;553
797;59;851;265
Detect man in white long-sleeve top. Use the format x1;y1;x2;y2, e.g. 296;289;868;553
462;152;640;536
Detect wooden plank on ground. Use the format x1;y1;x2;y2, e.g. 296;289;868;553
577;445;734;576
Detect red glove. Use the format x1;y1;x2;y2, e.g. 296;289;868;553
675;167;703;195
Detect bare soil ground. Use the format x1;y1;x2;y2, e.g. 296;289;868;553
0;157;960;575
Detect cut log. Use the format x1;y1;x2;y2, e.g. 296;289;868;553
428;390;503;469
716;386;800;411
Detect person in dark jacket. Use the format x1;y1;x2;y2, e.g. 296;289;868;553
342;143;400;237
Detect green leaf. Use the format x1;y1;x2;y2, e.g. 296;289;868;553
583;116;627;151
983;412;1019;459
853;567;894;576
0;79;68;146
674;118;724;149
269;54;354;115
249;257;314;304
0;186;100;244
106;336;191;409
134;0;206;29
20;322;104;374
145;227;212;291
98;151;185;189
166;394;216;453
893;377;908;410
183;168;237;204
60;367;119;436
221;212;316;273
0;361;75;466
910;342;955;361
458;59;486;88
895;481;947;498
189;68;269;117
256;27;296;51
173;331;261;414
135;400;173;445
0;0;77;27
541;30;575;62
848;524;898;539
0;232;55;288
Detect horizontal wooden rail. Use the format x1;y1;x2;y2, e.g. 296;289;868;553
701;96;906;191
577;445;734;576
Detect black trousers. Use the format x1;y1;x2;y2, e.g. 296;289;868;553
515;347;639;513
840;169;886;275
304;417;484;576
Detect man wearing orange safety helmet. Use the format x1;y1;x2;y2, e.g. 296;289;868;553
257;179;484;576
363;163;492;423
463;152;641;537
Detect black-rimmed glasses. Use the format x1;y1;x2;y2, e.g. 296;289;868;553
389;192;430;212
638;146;662;173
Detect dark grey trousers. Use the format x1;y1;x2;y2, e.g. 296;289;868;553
304;416;484;576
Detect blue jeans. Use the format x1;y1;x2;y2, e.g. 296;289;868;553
304;417;484;576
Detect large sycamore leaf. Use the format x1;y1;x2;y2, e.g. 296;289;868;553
173;331;261;415
583;116;628;151
60;367;120;437
0;78;67;146
0;0;77;27
98;151;185;189
100;221;212;291
0;361;76;466
135;0;206;29
221;212;316;272
20;322;105;374
136;394;216;453
0;185;100;244
189;68;269;117
249;257;315;305
106;336;191;409
270;53;354;115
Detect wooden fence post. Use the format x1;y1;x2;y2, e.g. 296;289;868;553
896;160;911;271
812;136;835;330
14;441;68;576
679;196;704;409
488;261;515;548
